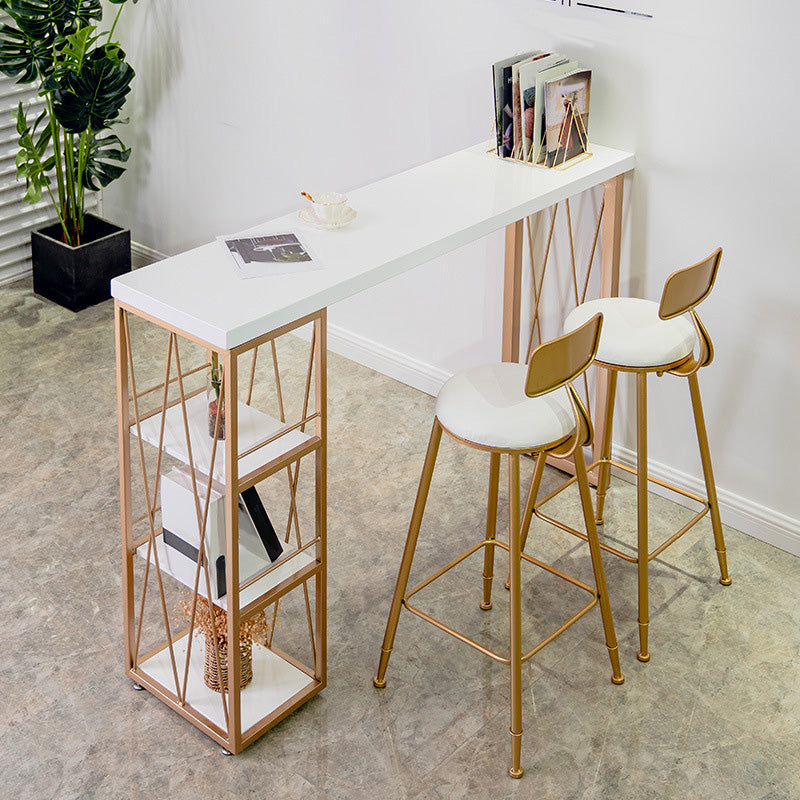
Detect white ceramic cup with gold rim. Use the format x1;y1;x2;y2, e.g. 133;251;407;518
307;191;348;225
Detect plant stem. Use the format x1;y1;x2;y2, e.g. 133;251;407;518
77;131;87;237
107;3;126;42
63;132;78;243
43;89;70;244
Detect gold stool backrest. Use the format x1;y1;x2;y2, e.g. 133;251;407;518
525;312;603;398
659;247;722;320
525;312;603;455
659;247;722;372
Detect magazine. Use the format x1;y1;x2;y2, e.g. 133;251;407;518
492;50;541;156
517;54;568;162
532;60;577;163
221;232;319;279
543;69;592;167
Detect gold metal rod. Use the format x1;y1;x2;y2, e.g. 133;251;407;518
688;372;732;585
581;197;604;306
574;446;624;683
237;536;320;593
481;453;501;610
403;593;598;667
131;509;161;527
524;215;540;361
566;198;579;308
271;339;286;423
133;363;208;402
636;371;650;663
508;452;524;778
595;368;617;524
313;311;328;687
127;385;205;427
283;326;319;662
374;420;443;688
236;412;321;460
529;204;558;349
502;220;524;363
236;437;322;491
245;346;258;406
116;305;135;673
173;340;229;724
406;539;489;599
647;508;710;560
125;319;181;695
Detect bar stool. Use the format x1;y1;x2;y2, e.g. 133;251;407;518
557;248;731;663
373;314;624;779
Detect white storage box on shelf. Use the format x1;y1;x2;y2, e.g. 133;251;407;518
137;466;316;610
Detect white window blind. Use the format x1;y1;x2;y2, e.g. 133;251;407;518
0;73;99;285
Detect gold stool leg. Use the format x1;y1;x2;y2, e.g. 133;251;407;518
520;451;548;554
505;451;547;591
481;453;502;610
636;372;650;662
595;368;618;525
507;453;524;779
374;420;444;688
574;447;624;684
688;373;732;586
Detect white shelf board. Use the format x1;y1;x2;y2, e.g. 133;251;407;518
138;634;315;733
137;533;317;611
112;142;635;349
133;392;311;483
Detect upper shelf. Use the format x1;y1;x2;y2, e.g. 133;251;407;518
133;392;311;484
111;142;635;350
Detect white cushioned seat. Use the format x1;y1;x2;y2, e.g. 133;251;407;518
435;362;575;451
564;297;697;369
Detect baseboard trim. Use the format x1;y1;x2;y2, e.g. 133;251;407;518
131;241;167;268
611;444;800;557
312;321;451;397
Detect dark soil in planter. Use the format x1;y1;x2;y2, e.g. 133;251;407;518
32;213;131;312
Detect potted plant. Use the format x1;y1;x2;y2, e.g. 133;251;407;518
0;0;138;311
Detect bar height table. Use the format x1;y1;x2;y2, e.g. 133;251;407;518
112;141;635;752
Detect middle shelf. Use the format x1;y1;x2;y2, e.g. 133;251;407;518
133;392;312;484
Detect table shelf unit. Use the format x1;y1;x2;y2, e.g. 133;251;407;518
116;305;327;754
112;140;633;763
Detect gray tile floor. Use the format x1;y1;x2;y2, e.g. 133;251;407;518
1;278;799;800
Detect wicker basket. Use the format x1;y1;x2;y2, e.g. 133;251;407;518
203;636;253;693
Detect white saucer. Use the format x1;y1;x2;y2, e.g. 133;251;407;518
298;206;357;230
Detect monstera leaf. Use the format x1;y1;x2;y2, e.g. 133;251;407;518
0;23;52;80
1;0;69;39
83;130;130;190
0;0;101;81
53;45;134;133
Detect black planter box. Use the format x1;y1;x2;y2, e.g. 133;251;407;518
32;213;131;312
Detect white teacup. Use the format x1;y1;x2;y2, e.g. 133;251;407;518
308;191;348;225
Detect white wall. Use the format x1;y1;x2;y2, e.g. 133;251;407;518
104;0;800;551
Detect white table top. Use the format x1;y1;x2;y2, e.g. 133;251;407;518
111;142;635;350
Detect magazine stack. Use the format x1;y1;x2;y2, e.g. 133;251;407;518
493;50;592;168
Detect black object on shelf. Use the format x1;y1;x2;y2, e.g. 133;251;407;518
240;487;284;563
216;555;227;599
163;527;201;564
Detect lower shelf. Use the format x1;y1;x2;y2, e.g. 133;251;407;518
137;633;316;733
